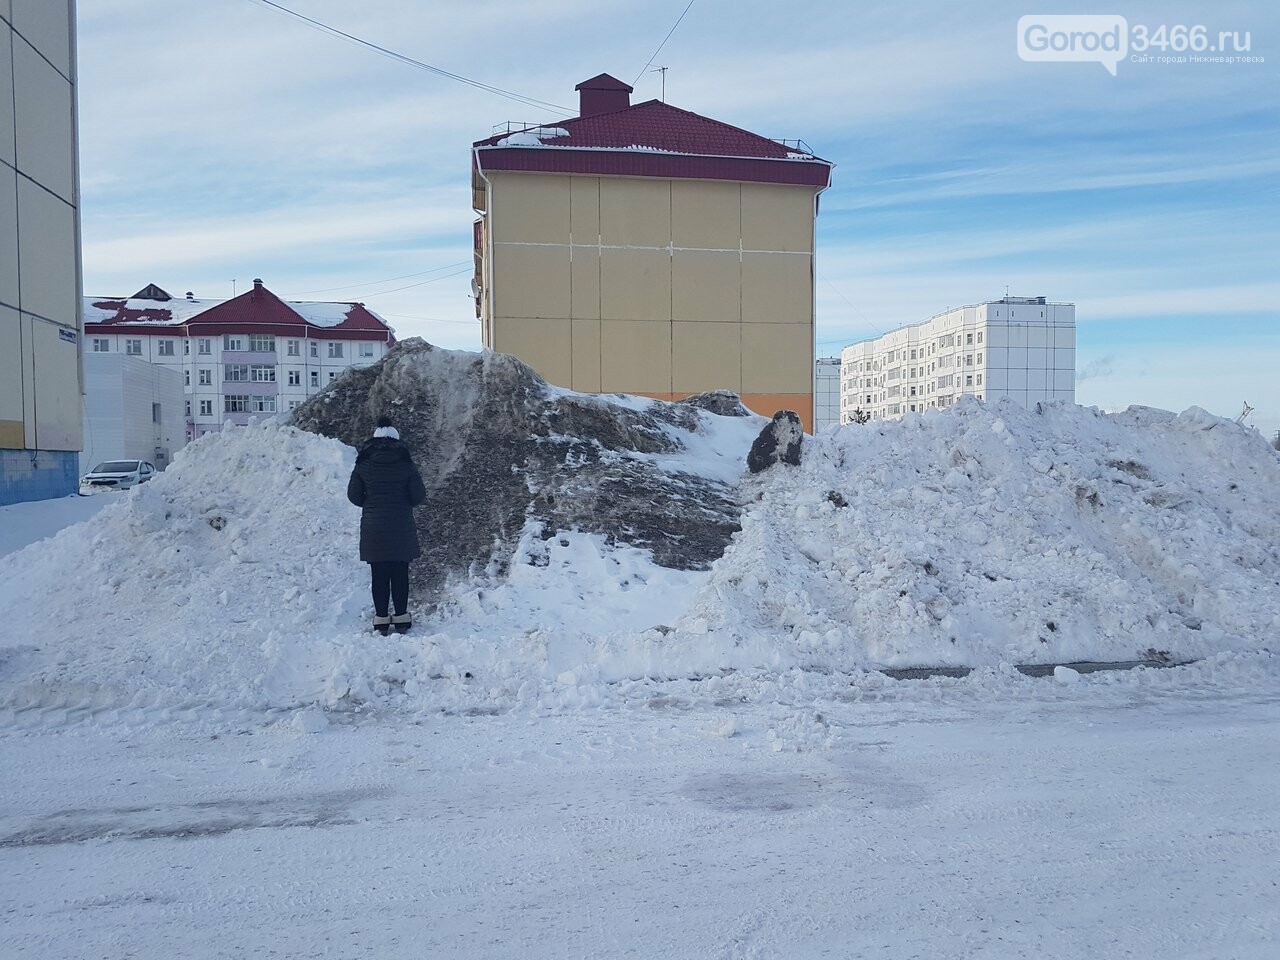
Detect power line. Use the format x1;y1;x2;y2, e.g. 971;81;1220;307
381;313;477;325
359;268;474;298
633;0;696;86
293;261;472;295
819;272;885;339
244;0;571;114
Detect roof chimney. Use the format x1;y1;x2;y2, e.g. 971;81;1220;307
575;73;633;117
252;278;263;298
185;291;194;301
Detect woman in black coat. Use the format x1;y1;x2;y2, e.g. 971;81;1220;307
346;417;426;635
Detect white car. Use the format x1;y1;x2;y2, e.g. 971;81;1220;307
78;460;156;495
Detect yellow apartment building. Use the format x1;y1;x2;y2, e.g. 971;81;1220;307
471;74;833;431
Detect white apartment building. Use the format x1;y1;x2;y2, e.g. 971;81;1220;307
84;281;395;439
1;0;83;504
814;357;841;432
840;297;1075;423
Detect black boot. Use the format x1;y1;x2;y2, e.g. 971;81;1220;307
391;612;411;635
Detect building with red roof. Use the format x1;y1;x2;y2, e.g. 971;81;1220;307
472;73;834;430
83;280;395;438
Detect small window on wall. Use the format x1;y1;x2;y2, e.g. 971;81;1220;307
126;339;142;355
223;335;244;351
328;342;344;359
287;340;301;357
966;333;974;345
310;342;319;358
359;343;375;358
157;340;175;356
199;369;212;386
310;371;319;388
185;400;191;417
92;339;109;352
184;339;191;355
976;374;983;386
288;370;301;386
198;339;211;355
965;375;974;387
152;402;162;424
185;370;190;387
977;332;983;344
199;399;213;416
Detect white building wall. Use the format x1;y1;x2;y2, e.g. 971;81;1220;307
839;298;1075;423
814;357;841;432
83;327;390;437
81;353;186;474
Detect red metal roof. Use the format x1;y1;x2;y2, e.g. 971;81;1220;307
474;99;832;188
83;282;395;342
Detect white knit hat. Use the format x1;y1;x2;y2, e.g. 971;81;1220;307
373;426;400;440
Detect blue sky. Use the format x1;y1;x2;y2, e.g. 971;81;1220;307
76;0;1279;437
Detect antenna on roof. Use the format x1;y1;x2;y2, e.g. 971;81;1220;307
231;279;237;298
650;65;668;101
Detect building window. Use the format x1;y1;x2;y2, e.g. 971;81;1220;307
249;396;277;413
199;399;213;416
92;338;109;352
225;364;250;382
198;369;212;386
310;341;319;358
184;339;190;355
152;402;162;424
250;364;276;382
359;342;375;358
224;395;250;413
223;335;244;351
198;338;211;355
965;375;973;387
185;370;191;387
977;353;983;364
185;400;191;417
977;332;983;344
965;355;973;366
966;333;974;345
327;342;344;359
310;371;319;388
249;334;275;352
328;371;338;382
126;339;142;355
287;340;300;357
158;340;175;356
288;370;301;386
976;374;983;386
289;400;301;411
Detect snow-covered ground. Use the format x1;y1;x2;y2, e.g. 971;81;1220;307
1;394;1277;957
0;495;108;559
2;669;1278;959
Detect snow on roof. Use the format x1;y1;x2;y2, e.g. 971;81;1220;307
83;288;391;334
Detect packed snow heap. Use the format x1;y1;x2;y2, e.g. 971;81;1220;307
0;339;1277;719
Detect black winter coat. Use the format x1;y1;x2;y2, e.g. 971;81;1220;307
346;438;427;563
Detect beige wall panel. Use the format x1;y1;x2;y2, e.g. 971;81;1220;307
492;242;570;320
0;26;15;166
569;176;600;241
19;310;34;440
12;37;74;202
30;314;80;449
0;304;23;425
672;320;741;394
599;177;670;247
600;320;671;394
600;248;670;322
570;318;601;393
570;246;600;320
741;183;814;253
492;317;572;387
741;323;813;394
16;177;76;325
739;393;814;434
671;180;740;249
672;250;740;323
12;0;72;76
0;165;18;307
741;252;812;324
489;172;571;243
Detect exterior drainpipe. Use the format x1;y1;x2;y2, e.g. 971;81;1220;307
471;147;495;350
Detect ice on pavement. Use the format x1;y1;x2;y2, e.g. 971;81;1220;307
0;393;1276;723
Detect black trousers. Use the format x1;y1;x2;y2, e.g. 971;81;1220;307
369;561;410;617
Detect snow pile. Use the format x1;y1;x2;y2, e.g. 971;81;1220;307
0;422;366;716
660;400;1280;672
1;388;1276;727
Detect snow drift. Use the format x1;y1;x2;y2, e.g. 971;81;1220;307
0;341;1276;723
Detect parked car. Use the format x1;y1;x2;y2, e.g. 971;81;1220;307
78;460;156;495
